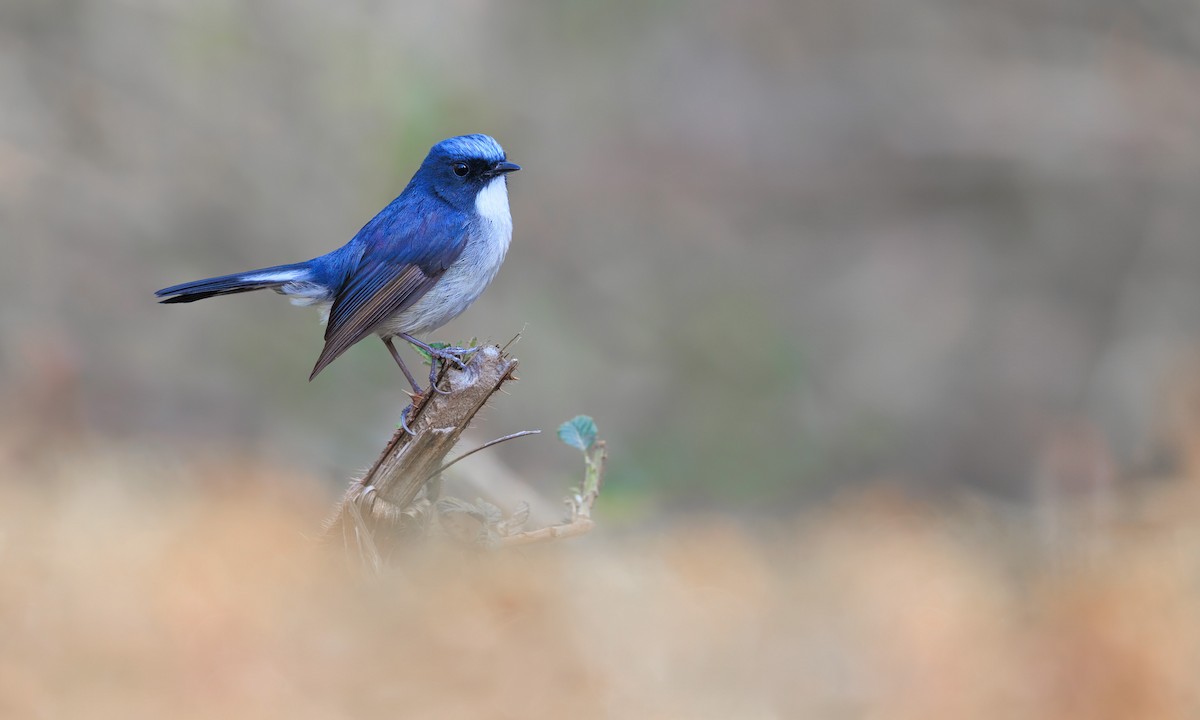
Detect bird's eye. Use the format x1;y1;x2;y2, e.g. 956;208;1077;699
452;162;470;177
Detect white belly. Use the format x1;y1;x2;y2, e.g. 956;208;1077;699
382;176;513;336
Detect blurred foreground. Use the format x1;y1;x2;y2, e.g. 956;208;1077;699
3;435;1200;719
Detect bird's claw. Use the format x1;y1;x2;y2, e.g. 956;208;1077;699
398;404;417;436
428;360;452;395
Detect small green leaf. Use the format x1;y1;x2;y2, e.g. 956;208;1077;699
414;341;450;364
558;415;597;453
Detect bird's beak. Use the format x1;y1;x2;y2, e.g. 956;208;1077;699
490;161;521;176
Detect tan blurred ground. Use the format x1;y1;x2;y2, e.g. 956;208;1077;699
3;416;1200;719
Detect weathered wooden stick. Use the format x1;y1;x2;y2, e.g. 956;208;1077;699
497;517;596;547
321;344;518;557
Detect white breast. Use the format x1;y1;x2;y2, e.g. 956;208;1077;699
383;176;513;336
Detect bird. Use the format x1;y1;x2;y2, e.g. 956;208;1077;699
156;133;520;408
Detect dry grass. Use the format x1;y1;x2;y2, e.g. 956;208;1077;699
2;442;1200;719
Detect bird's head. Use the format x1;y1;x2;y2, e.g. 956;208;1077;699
415;134;520;210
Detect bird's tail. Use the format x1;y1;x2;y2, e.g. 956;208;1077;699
155;262;314;303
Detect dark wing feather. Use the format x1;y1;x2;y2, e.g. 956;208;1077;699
308;264;437;379
308;202;470;380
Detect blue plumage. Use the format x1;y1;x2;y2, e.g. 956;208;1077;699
156;134;520;390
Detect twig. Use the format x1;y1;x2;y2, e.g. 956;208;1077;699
427;429;541;481
496;440;607;548
498;518;596;546
501;326;526;353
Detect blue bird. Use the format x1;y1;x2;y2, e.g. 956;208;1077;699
156;134;520;401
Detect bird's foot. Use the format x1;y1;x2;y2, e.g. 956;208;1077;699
428;346;478;393
399;335;478;394
401;334;476;370
427;344;476;369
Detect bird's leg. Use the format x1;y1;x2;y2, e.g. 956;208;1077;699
382;336;423;394
383;337;422;435
400;333;477;394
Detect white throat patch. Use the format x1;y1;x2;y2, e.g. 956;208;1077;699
475;176;512;228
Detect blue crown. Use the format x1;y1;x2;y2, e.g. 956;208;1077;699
430;134;506;163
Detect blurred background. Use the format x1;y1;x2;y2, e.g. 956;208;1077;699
13;2;1200;717
5;0;1200;513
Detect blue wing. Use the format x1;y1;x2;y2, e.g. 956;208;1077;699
309;196;469;379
